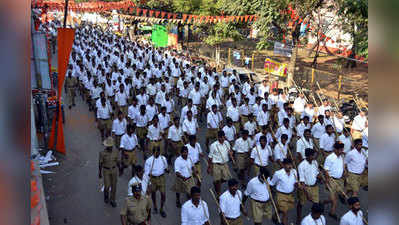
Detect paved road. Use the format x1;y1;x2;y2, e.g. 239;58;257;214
42;54;367;225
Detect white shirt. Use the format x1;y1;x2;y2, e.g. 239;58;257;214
181;200;209;225
147;124;162;141
340;210;364;225
120;133;138;150
319;133;336;151
186;143;202;164
296;122;311;138
301;214;326;225
188;90;202;105
351;115;367;131
97;103;112;119
227;106;240;122
144;155;168;176
339;134;352;153
345;149;367;174
219;190;243;219
311;122;326;139
275;125;293;142
174;156;193;178
127;175;150;196
112;118;127;135
134;113;149;127
256;110;269;126
146;104;158;121
168;125;182;142
127;105;139;120
302;107;315;120
298;160;319;186
270;168;297;193
239;104;250;116
250;144;272;166
232;137;252;153
222;125;236;142
209;141;231;164
182;118;198;135
324;153;344;179
274;141;289;161
244;177;270;202
207;111;222;129
296;138;314;159
115;90;128;106
293;97;306;113
158;113;170;130
333;116;345;133
244;121;257;136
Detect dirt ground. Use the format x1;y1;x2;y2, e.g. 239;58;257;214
187;40;368;106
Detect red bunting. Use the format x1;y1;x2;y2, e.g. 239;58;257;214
161;11;166;18
149;10;154;17
183;14;187;21
188;15;193;22
142;9;147;16
244;15;249;22
168;13;172;19
155;11;160;17
173;14;177;19
136;8;141;15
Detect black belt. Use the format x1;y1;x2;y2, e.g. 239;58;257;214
214;162;226;165
251;198;270;204
150;174;165;178
305;183;318;187
151;139;161;142
99;118;110;120
349;172;363;175
276;190;293;195
170;140;181;143
195;162;200;165
332;177;342;180
103;166;116;170
236;152;248;154
225;216;240;220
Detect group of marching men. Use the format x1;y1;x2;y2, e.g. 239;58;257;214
63;22;368;225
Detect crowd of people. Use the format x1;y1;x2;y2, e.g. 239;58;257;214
62;22;368;225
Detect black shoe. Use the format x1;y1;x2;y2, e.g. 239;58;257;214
329;213;338;221
160;210;167;218
153;208;158;214
69;105;72;109
338;194;346;204
104;192;109;204
363;186;368;191
176;201;181;208
110;201;117;208
73;103;76;107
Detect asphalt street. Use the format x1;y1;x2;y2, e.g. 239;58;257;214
42;52;367;225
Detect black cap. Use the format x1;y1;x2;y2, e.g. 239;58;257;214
311;203;324;213
347;197;359;205
228;178;238;187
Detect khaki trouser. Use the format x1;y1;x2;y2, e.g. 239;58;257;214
224;216;243;225
298;185;319;205
103;167;118;202
250;198;272;223
67;87;76;106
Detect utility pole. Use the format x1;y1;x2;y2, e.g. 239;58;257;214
63;0;69;28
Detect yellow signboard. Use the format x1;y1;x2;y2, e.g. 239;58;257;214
264;57;288;77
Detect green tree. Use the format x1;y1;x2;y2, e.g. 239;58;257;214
220;0;325;85
337;0;368;66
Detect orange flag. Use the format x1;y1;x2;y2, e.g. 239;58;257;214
48;28;75;155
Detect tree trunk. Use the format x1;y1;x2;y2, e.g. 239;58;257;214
311;38;320;68
287;41;298;87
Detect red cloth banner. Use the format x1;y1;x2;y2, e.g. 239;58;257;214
244;15;249;22
136;8;141;15
161;11;166;18
48;28;75;155
155;11;160;17
142;9;148;16
182;14;187;21
173;14;177;19
168;13;172;19
149;10;154;17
